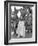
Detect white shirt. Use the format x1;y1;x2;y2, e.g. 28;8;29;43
16;21;25;37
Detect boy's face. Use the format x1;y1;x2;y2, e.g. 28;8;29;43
17;11;21;18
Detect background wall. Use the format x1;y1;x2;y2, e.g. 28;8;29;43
0;0;38;46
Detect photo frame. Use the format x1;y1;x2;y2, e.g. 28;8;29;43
4;1;37;45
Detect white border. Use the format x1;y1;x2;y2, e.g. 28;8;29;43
8;3;36;43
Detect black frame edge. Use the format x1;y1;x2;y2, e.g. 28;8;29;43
4;1;8;45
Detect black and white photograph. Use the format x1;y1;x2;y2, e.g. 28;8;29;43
4;1;37;45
